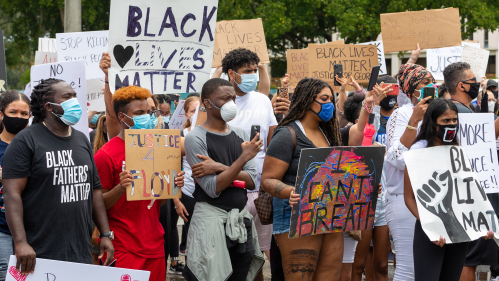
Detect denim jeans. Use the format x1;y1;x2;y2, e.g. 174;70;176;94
0;232;13;281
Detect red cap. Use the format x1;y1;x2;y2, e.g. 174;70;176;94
233;180;246;189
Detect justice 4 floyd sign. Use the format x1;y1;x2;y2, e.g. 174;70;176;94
289;147;385;238
108;0;219;94
404;146;499;243
6;256;150;281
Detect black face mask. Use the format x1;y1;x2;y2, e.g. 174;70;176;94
379;96;397;110
461;82;480;99
436;123;458;143
2;114;29;134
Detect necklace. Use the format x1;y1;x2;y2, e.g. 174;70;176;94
43;121;71;137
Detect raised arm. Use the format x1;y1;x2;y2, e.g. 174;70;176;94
257;63;270;96
407;44;422;65
99;52;121;139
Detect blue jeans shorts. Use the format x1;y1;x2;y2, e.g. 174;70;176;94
272;197;292;235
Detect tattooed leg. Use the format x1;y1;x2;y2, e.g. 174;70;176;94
275;233;322;281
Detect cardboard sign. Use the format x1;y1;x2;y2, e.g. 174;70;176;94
0;30;6;93
108;0;219;94
30;61;90;140
169;100;186;130
289;147;385;238
461;45;490;79
380;8;462;53
404;146;499;243
286;49;309;84
426;42;480;81
125;129;182;201
56;31;109;80
458;113;499;193
308;43;378;84
34;51;58;65
38;38;57;52
86;79;106;111
358;41;387;75
212;19;269;68
5;256;150;281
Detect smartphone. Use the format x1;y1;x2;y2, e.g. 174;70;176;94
386;84;399;96
333;64;343;86
167;94;180;102
277;87;289;100
367;66;381;91
250;125;261;140
422;87;437;102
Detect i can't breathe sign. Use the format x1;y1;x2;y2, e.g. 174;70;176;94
108;0;219;94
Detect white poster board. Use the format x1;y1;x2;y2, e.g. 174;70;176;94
30;61;90;140
56;31;109;80
38;38;57;52
86;79;106;111
358;41;387;75
34;51;57;65
169;99;186;130
108;0;219;94
461;45;490;79
458;113;499;193
426;42;480;81
5;256;150;281
404;146;499;243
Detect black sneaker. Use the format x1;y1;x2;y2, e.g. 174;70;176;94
168;261;185;275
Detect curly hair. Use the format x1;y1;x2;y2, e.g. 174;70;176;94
279;78;342;146
343;93;365;124
112;85;152;117
221;48;260;75
30;78;64;124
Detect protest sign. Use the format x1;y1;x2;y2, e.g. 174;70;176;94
461;45;490;79
289;147;385;238
30;61;90;140
308;43;378;84
0;30;7;93
169;100;186;130
212;19;269;68
380;8;462;53
86;79;106;111
108;0;218;95
286;49;309;84
404;146;499;243
5;256;150;281
426;42;480;81
458;113;499;193
38;38;57;52
34;51;58;65
125;129;182;201
56;31;109;80
358;41;387;75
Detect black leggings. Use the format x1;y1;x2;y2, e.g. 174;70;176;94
159;200;180;262
413;220;469;281
179;193;197;252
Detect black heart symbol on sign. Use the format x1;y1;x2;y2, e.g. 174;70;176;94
113;45;134;69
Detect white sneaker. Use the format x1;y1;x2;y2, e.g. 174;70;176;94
491;276;499;281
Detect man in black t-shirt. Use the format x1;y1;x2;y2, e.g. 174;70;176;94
2;79;114;274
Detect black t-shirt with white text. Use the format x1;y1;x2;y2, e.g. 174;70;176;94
2;123;101;264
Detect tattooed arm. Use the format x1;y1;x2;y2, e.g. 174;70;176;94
261;155;294;199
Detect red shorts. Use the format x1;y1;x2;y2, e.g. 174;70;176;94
114;250;166;281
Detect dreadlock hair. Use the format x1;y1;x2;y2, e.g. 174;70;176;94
221;48;260;75
413;99;459;148
183;96;200;129
279;78;342;146
30;78;64;124
0;90;31;134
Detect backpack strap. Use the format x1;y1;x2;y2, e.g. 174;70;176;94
285;125;297;155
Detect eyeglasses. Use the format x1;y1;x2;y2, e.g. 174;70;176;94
147;109;161;117
456;77;477;87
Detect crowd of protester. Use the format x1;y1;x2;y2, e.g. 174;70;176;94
0;44;498;281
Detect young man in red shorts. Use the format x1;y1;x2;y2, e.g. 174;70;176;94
95;85;184;281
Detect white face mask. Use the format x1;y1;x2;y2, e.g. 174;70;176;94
208;100;238;122
488;101;496;113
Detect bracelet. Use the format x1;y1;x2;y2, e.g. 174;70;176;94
105;81;109;84
406;124;417;130
174;204;180;209
362;100;373;113
410;56;417;61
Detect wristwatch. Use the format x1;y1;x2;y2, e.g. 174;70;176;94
99;231;114;240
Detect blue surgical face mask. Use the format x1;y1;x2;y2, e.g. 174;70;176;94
123;113;158;129
234;72;259;93
90;114;101;125
162;116;170;123
48;98;83;126
311;100;335;122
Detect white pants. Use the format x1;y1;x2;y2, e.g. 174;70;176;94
342;232;358;263
385;192;416;281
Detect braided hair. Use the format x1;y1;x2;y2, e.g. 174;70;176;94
279;78;342;146
30;78;64;124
